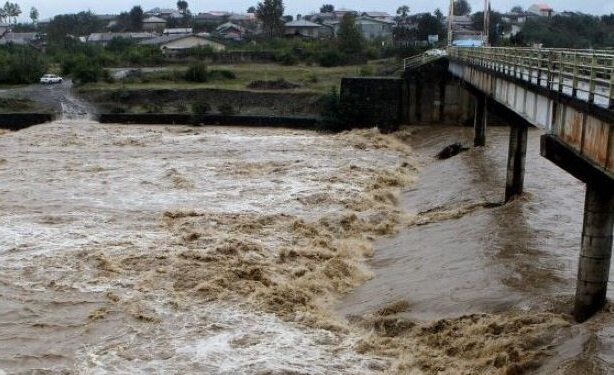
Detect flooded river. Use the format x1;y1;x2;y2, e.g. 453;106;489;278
0;121;612;374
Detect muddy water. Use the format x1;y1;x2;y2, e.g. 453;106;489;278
0;121;408;374
2;121;612;374
340;125;614;373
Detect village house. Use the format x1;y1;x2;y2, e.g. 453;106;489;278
501;11;528;38
528;3;554;17
355;16;394;41
215;22;248;41
361;11;394;22
145;8;183;20
142;16;167;32
0;32;43;46
303;12;336;23
284;19;322;39
163;28;193;35
86;32;157;45
195;11;230;24
140;34;225;56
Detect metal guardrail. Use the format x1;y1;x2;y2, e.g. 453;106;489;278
402;52;446;71
448;46;614;108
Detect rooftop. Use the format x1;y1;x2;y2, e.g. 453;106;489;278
285;19;321;27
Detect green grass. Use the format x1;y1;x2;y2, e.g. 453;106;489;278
81;61;392;94
0;97;49;113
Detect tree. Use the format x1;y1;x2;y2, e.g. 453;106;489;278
396;5;410;18
417;13;444;40
511;5;523;13
4;2;21;25
46;12;105;44
256;0;284;38
472;10;505;45
0;7;6;23
177;0;189;15
337;13;363;54
453;0;471;16
320;4;334;13
129;6;143;31
247;6;256;13
434;8;444;21
29;6;38;24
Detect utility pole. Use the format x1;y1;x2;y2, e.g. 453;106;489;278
483;0;490;46
447;0;454;46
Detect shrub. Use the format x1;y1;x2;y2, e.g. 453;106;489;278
184;63;209;82
319;86;345;132
318;50;346;67
0;46;48;84
192;102;211;114
144;103;163;113
72;59;102;84
276;51;298;66
306;72;319;83
218;103;236;115
209;69;237;80
359;65;373;76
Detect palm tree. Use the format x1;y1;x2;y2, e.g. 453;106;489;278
0;7;7;24
11;3;21;25
3;2;11;25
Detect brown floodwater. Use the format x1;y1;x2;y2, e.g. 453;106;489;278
1;120;613;374
339;125;614;373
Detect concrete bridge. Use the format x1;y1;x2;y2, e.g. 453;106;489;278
441;47;613;322
342;47;613;322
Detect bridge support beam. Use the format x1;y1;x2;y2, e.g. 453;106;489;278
504;124;528;202
574;185;614;322
473;94;486;147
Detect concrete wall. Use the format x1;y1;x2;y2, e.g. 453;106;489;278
0;113;54;131
340;77;408;131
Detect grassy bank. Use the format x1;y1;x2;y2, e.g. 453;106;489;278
80;61;392;94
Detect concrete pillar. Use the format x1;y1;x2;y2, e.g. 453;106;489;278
439;80;446;122
504;124;528;202
574;185;614;322
474;94;486;147
415;78;422;122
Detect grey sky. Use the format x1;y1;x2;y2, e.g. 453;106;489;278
14;0;614;22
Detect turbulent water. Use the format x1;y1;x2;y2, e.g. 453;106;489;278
0;121;612;374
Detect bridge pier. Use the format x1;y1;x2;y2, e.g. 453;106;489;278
504;123;528;202
574;185;614;322
473;94;486;147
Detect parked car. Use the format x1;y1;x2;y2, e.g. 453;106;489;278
40;74;63;84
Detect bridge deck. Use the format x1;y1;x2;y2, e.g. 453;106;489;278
448;47;614;108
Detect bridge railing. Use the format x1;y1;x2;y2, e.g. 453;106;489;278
402;52;446;71
448;46;614;108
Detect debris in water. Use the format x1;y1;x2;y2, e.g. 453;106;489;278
436;142;469;159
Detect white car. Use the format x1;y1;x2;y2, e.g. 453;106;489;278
40;74;63;84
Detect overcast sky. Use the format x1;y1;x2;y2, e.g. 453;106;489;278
13;0;614;22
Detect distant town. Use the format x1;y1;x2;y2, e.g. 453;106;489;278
0;0;613;88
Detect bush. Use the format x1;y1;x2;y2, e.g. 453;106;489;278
276;51;298;66
359;65;373;76
192;102;211;114
318;50;346;67
184;63;209;82
319;86;345;132
209;69;237;80
72;59;102;84
218;103;236;115
0;46;48;84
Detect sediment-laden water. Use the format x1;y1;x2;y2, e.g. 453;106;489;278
0;122;611;374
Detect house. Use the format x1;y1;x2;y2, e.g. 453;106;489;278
163;28;193;35
229;13;258;25
361;12;393;22
145;8;183;20
501;12;528;38
142;16;167;32
86;32;157;45
355;16;394;40
304;12;336;23
528;3;554;17
215;22;247;41
195;11;230;23
0;32;42;46
333;9;358;19
140;34;226;55
0;23;9;37
284;19;322;38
